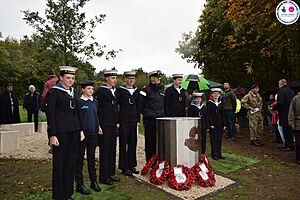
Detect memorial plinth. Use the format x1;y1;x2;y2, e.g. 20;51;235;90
156;117;201;168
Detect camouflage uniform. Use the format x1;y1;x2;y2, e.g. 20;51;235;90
241;91;264;142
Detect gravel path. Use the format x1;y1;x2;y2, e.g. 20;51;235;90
0;132;235;199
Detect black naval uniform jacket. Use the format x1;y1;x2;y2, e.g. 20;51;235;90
188;102;208;129
164;85;186;117
95;84;119;126
47;86;83;137
117;84;140;123
139;82;164;119
206;99;226;128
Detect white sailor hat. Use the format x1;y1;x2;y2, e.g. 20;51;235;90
211;88;222;93
124;71;137;77
103;69;118;77
172;74;183;79
149;70;162;77
59;66;77;75
192;92;204;97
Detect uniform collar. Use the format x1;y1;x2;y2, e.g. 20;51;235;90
80;95;93;101
53;82;74;97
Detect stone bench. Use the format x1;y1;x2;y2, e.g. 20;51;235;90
0;128;19;153
0;123;34;136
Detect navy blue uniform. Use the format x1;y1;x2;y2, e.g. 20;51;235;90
139;82;164;161
207;99;226;159
188;101;208;153
75;97;99;186
47;84;82;200
117;84;139;171
95;84;119;182
164;85;186;117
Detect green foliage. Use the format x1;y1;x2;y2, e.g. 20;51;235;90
176;0;300;91
22;0;120;65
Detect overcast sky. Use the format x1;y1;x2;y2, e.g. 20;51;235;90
0;0;205;76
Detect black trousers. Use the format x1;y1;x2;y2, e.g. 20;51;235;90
201;128;207;154
52;131;80;199
99;126;117;181
75;135;98;186
209;127;223;158
119;122;138;170
283;125;294;148
144;118;157;161
27;109;38;131
294;130;300;162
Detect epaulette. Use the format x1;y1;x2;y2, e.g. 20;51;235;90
140;86;147;97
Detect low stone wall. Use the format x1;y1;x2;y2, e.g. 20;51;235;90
0;128;19;153
0;123;34;137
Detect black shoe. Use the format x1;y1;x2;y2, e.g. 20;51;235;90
278;145;287;149
129;167;139;174
90;181;101;192
76;184;92;195
110;175;120;182
282;147;294;152
219;156;225;159
212;156;219;160
100;179;113;185
296;161;300;165
65;197;75;200
122;170;133;176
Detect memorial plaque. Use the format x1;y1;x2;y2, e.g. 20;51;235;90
156;117;201;168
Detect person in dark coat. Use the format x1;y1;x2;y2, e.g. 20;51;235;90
288;89;300;164
47;66;84;200
223;82;237;139
139;70;164;161
207;88;226;160
117;71;140;176
0;83;20;125
75;80;102;195
23;85;41;132
164;74;186;117
95;69;120;185
277;79;295;151
187;92;209;154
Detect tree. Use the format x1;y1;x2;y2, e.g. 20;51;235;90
22;0;119;66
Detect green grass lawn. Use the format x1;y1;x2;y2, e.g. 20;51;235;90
19;106;46;123
0;159;171;200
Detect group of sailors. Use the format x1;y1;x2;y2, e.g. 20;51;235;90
46;66;225;200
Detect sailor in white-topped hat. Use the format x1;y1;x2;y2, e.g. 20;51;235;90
207;87;226;161
95;68;120;185
188;92;209;154
47;66;84;200
164;73;186;117
139;69;164;161
117;70;140;176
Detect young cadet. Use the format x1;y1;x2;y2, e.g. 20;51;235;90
188;92;209;154
164;74;186;117
95;69;120;185
47;66;84;200
139;70;164;161
117;71;140;176
206;88;226;160
75;80;102;195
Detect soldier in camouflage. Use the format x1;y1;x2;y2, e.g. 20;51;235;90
241;84;264;146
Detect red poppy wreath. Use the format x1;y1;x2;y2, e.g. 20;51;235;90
191;155;216;187
168;164;195;191
149;160;170;185
141;155;159;175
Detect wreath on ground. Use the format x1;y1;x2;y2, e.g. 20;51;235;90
167;164;195;191
141;155;159;175
191;154;216;187
149;160;170;185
